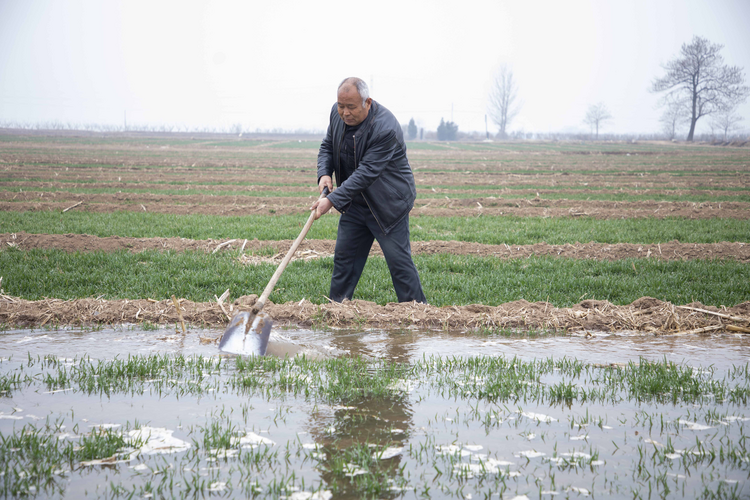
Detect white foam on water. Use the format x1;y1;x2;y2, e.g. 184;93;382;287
208;482;226;492
288;491;333;500
43;388;72;394
723;416;750;423
521;411;557;423
372;446;402;460
210;449;239;458
343;463;367;477
239;431;275;447
128;427;191;456
515;450;546;458
677;419;714;431
435;444;472;457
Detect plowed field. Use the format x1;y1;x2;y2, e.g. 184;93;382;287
1;131;748;333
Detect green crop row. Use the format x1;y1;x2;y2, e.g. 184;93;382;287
2;248;747;307
2;211;748;245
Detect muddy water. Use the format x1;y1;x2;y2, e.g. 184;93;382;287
275;327;750;367
4;325;750;367
1;326;749;499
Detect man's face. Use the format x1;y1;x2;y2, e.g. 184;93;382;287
337;84;371;127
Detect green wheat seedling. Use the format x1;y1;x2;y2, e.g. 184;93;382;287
0;421;145;497
4;247;749;307
2;210;749;245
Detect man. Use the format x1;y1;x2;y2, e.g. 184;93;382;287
311;77;426;303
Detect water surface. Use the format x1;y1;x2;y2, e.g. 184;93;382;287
1;325;748;499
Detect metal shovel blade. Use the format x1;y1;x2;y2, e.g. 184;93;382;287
218;311;273;356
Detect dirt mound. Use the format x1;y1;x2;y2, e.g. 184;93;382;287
3;233;749;262
2;294;748;336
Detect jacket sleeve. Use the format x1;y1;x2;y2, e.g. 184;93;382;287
326;127;400;209
316;105;337;183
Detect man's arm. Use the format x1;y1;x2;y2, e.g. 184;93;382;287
313;105;337;219
316;105;337;184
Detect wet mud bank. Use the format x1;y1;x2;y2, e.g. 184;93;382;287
2;294;749;335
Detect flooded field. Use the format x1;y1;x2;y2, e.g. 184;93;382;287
2;326;749;499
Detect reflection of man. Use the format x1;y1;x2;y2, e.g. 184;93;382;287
311;77;426;303
304;331;415;495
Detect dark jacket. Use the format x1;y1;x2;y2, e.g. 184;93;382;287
317;101;417;234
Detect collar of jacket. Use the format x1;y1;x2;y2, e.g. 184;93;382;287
335;101;378;167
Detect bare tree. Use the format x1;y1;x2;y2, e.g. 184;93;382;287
651;36;749;141
488;65;521;138
710;106;744;141
583;103;612;140
659;97;689;140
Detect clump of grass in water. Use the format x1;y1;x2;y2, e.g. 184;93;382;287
616;358;725;404
231;355;412;403
323;442;398;498
197;418;239;452
14;352;749;408
0;421;145;497
140;320;159;331
37;353;223;395
477;326;562;337
0;370;32;394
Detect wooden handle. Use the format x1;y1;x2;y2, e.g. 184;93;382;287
253;188;329;313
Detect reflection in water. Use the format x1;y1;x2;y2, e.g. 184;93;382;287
303;330;414;498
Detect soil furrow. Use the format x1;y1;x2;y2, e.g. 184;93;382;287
2;232;748;262
1;198;747;219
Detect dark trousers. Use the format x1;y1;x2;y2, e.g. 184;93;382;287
330;203;426;303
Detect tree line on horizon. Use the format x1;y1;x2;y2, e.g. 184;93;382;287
407;35;748;143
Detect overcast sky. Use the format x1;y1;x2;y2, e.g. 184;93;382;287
1;0;749;137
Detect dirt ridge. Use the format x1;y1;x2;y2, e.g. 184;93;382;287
2;232;748;262
2;294;749;334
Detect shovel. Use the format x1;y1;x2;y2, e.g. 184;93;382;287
219;187;329;356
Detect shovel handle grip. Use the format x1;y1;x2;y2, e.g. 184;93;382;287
253;188;329;313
